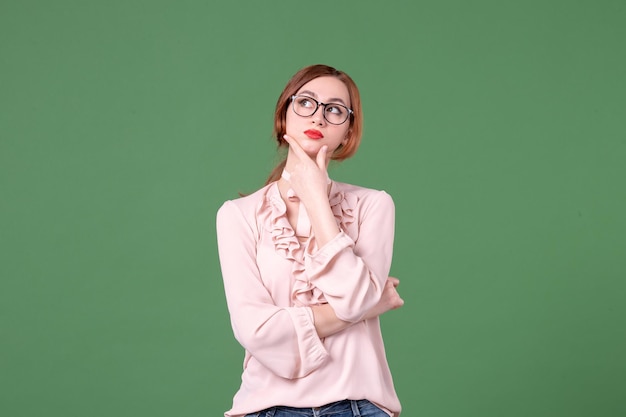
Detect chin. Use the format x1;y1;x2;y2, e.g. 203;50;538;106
304;143;327;156
297;138;322;152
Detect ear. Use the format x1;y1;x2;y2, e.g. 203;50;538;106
278;132;288;147
344;127;352;144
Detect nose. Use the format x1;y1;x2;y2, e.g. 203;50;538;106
311;104;326;125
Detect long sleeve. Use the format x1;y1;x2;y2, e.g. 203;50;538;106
216;200;329;379
305;191;395;322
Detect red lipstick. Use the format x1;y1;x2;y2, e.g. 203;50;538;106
304;129;324;139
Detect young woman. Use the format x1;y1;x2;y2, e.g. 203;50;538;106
216;64;404;417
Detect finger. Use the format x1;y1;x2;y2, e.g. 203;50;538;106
390;287;404;305
316;145;328;171
283;134;310;161
388;277;400;286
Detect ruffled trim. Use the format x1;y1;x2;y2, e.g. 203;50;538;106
264;182;358;307
329;185;358;238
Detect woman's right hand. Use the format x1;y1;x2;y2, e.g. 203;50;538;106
364;277;404;320
282;134;330;207
281;134;340;247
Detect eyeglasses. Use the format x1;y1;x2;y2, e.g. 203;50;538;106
291;95;353;125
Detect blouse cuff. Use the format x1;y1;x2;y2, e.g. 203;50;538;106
285;307;329;377
304;231;354;272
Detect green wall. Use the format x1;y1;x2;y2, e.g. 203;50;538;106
2;1;624;416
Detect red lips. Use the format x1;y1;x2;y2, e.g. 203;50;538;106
304;129;324;139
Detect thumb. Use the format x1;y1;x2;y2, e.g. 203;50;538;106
388;277;400;287
316;145;328;171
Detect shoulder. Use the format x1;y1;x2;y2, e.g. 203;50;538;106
216;183;275;227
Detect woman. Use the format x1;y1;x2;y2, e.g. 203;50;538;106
216;64;404;417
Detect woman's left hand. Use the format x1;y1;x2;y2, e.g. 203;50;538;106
364;277;404;320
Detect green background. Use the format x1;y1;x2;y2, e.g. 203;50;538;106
1;1;625;416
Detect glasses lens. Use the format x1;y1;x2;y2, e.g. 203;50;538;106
324;104;350;125
293;96;317;117
292;95;351;125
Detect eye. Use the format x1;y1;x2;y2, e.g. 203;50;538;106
326;104;345;115
297;97;315;108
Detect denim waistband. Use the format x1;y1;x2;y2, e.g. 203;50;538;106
248;399;386;417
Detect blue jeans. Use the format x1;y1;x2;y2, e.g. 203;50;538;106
244;399;388;417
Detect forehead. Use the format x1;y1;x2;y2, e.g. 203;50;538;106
296;76;350;104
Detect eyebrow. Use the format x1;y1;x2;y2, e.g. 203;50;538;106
298;90;349;106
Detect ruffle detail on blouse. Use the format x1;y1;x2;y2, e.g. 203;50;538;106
267;192;300;261
328;187;358;238
264;182;358;308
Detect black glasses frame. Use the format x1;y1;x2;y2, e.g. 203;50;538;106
290;95;353;125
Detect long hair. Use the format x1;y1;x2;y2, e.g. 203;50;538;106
265;64;363;184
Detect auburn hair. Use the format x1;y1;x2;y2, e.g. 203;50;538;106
265;64;363;184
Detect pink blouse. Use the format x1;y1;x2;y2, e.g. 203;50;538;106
216;180;401;417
